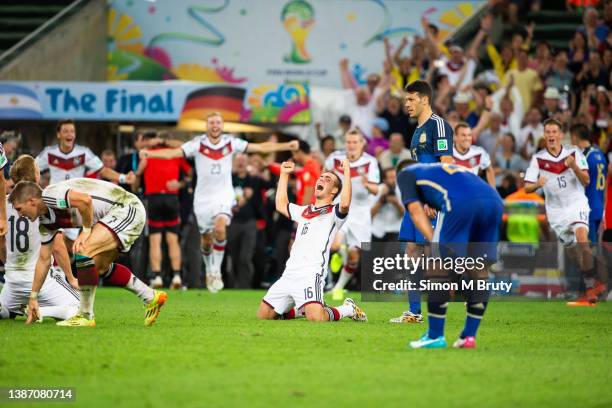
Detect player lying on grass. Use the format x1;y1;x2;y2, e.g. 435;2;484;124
10;178;166;327
258;160;367;322
0;155;79;321
397;160;503;349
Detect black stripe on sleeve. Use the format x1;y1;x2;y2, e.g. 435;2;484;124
335;204;348;219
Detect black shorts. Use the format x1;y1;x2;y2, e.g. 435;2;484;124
146;194;181;234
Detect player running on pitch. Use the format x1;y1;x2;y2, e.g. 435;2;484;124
0;155;79;321
141;112;298;293
11;178;166;327
258;159;366;322
525;119;604;306
397;160;503;349
325;129;380;300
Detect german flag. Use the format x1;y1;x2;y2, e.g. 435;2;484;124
179;86;246;122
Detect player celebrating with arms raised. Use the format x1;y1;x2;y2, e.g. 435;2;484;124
142;112;298;292
524;119;604;305
258;160;366;322
11;178;166;327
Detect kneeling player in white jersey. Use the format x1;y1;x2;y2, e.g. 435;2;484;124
325;130;380;300
10;178;166;327
0;155;79;321
524;118;603;306
258;160;366;322
142;112;297;293
453;122;496;188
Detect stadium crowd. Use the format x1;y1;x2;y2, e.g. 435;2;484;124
1;0;611;293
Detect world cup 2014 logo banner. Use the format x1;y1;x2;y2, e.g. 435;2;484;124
281;0;315;64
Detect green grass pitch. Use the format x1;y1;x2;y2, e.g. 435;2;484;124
1;289;611;407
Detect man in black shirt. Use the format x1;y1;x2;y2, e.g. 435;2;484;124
116;131;148;194
227;153;262;288
114;131;151;281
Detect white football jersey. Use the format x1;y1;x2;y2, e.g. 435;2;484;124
3;199;40;284
524;145;589;209
36;144;103;184
181;134;248;206
284;203;347;276
453;145;491;175
325;150;380;211
39;178;140;242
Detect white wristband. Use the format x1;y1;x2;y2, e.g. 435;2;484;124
82;227;92;234
29;291;38;300
118;174;127;184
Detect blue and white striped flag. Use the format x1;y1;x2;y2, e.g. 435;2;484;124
0;84;42;119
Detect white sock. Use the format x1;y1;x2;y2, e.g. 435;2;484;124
336;304;355;319
202;247;212;275
79;285;96;319
126;275;155;303
211;239;226;275
333;267;355;291
40;304;79;320
584;277;595;289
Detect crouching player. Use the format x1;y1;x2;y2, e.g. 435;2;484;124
257;160;367;322
10;178;166;327
397;160;503;349
0;155;79;321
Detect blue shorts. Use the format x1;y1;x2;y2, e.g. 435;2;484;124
398;213;437;243
589;218;601;243
433;197;503;262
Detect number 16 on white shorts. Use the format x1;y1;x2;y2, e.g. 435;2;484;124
262;272;325;314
